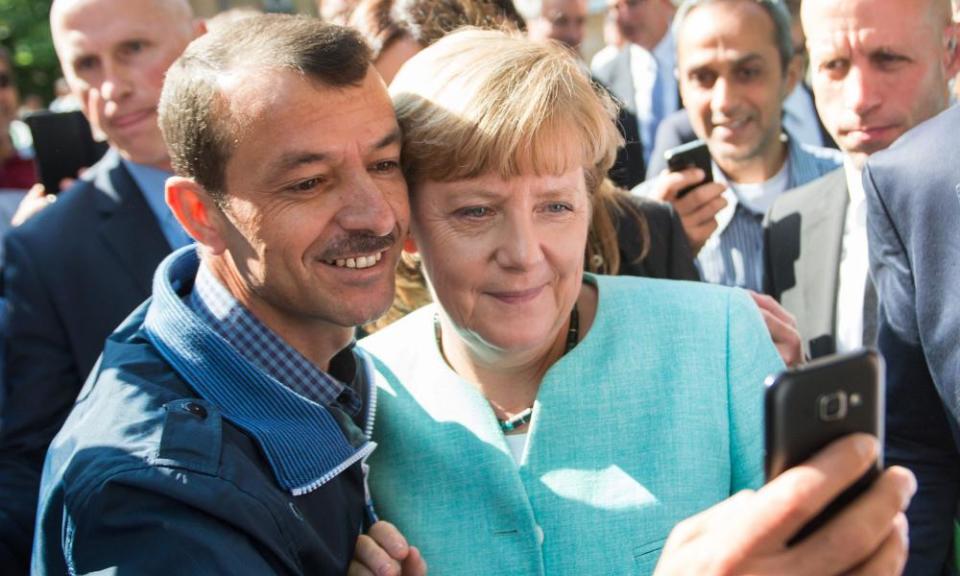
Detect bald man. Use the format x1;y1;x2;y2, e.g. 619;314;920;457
767;0;957;356
764;0;960;571
0;0;204;570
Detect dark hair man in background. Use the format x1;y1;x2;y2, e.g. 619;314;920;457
641;0;839;292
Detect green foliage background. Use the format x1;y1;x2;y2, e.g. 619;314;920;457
0;0;58;103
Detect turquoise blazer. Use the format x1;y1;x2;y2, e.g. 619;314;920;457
360;275;784;575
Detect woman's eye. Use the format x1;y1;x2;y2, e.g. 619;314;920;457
545;202;573;213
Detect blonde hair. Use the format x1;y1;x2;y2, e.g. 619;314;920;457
368;29;643;332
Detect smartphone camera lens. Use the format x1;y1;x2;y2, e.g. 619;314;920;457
818;391;848;422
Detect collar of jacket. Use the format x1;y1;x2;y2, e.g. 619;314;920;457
143;246;377;496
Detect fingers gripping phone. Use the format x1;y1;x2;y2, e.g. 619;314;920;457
765;349;885;544
664;139;713;199
24;110;109;193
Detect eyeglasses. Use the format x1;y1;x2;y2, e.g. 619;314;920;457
0;73;11;89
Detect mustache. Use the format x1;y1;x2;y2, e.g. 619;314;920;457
319;232;396;260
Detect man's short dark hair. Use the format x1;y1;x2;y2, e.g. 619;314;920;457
673;0;794;71
158;14;372;201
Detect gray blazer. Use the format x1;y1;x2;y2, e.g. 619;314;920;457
764;167;848;357
865;103;960;576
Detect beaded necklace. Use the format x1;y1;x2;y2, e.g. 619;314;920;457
434;303;580;433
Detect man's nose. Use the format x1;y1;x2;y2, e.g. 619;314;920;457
336;172;398;237
843;66;881;116
98;60;133;103
710;77;737;116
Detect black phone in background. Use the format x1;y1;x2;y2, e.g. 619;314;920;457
664;139;713;199
765;349;884;545
24;110;109;194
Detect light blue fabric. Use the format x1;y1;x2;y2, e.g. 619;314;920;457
123;160;193;249
360;274;784;575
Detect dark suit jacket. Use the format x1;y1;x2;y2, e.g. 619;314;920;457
609;104;646;190
865;105;960;576
644;109;697;180
592;75;646;190
765;167;848;358
615;196;698;281
0;148;171;571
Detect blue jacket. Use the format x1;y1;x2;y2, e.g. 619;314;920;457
33;247;376;575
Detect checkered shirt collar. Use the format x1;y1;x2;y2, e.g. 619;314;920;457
188;263;362;416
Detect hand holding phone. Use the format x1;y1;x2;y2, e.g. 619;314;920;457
655;139;725;255
24;110;108;194
664;139;713;199
765;349;885;544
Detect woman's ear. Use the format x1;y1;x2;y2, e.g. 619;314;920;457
165;176;228;254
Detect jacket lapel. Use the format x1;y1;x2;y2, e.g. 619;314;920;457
93;149;172;294
766;168;848;356
797;173;847;336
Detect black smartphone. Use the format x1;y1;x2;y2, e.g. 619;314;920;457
664;139;713;199
764;349;884;544
24;110;108;193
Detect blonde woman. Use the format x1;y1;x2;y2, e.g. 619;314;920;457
360;29;911;576
359;29;779;573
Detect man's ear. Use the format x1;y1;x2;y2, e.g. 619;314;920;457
783;54;803;99
945;23;960;78
192;17;207;40
166;176;227;254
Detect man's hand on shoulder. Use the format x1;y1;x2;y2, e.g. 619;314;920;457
749;291;803;367
350;520;427;576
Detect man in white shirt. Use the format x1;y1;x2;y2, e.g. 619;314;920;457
592;0;679;168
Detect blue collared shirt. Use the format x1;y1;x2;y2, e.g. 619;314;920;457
696;136;842;291
123;160;194;250
188;261;363;417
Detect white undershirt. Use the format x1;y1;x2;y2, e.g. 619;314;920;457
504;432;530;465
835;159;869;353
711;155;790;237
